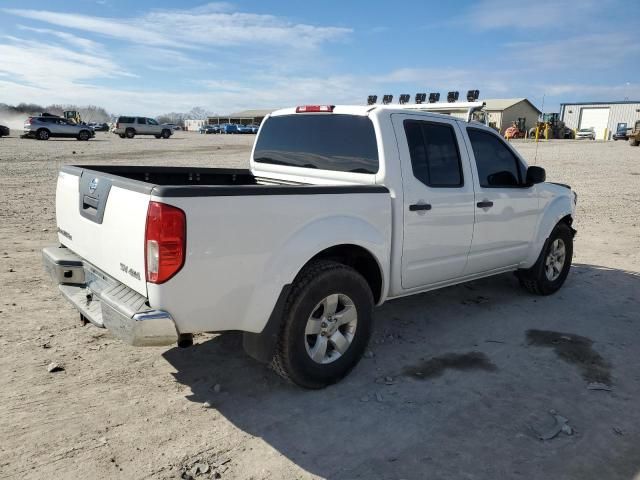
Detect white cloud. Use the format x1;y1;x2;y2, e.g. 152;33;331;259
464;0;603;30
3;5;352;50
0;36;135;88
505;33;640;70
16;25;102;51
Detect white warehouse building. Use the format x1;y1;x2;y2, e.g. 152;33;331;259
560;101;640;140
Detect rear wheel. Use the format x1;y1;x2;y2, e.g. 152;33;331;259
271;260;374;389
37;129;50;140
161;129;171;139
125;128;135;139
517;223;573;295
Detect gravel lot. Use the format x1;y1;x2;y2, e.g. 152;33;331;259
1;132;639;480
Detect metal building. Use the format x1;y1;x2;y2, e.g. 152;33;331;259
207;109;275;126
560;101;640;140
482;98;542;135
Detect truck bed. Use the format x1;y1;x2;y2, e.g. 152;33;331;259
62;165;388;197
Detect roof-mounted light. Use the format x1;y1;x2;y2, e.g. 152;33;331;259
415;93;427;104
428;92;440;103
447;91;459;103
466;90;480;101
382;94;393;105
399;94;410;105
367;95;378;105
295;105;335;113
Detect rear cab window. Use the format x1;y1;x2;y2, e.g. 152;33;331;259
253;114;379;174
404;120;463;187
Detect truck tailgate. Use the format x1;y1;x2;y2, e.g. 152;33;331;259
55;168;149;296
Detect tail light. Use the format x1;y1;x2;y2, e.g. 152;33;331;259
26;117;33;124
145;201;186;283
116;122;120;129
295;105;335;113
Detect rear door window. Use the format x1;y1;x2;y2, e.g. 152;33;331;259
467;128;524;187
136;117;147;125
254;114;379;174
404;120;463;187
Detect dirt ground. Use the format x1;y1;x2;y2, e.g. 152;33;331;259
1;131;639;480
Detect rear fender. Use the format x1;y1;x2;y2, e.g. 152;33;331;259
242;215;389;334
241;214;389;362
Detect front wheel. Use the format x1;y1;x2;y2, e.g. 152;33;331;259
271;260;374;389
161;129;171;139
517;222;573;295
77;130;90;141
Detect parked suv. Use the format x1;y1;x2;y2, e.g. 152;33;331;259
23;116;94;141
112;117;172;139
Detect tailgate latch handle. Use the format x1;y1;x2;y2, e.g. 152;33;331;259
82;195;99;211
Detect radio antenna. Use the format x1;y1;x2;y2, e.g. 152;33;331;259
534;94;545;165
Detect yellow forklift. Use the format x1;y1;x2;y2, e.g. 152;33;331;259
63;110;82;125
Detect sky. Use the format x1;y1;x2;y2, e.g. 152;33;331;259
0;0;638;116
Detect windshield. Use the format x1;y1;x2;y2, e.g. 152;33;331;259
254;114;379;174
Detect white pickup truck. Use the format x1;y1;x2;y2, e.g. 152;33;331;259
43;102;577;388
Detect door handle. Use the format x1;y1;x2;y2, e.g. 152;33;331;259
476;201;494;208
409;203;432;211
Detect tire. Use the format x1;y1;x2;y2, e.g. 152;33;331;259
78;130;90;141
36;129;50;140
119;134;126;139
125;128;135;139
161;129;171;139
630;138;639;146
155;135;161;139
517;222;573;295
271;260;374;389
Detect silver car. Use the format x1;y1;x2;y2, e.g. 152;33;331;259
576;127;596;140
23;116;95;141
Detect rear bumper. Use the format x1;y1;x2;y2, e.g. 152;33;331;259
42;245;178;346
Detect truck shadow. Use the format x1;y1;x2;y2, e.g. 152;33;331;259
162;263;640;479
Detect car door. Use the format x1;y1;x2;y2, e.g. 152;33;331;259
54;118;76;137
146;117;160;134
462;127;539;274
136;117;148;134
392;114;475;289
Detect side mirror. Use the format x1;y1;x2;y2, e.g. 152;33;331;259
526;166;546;185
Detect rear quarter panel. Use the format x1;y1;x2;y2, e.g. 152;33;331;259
147;192;391;334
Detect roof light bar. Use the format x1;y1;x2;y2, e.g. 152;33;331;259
367;95;378;105
382;94;393;105
415;93;427;104
295;105;335;113
399;94;410;105
466;90;480;102
428;92;440;103
447;91;459;103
